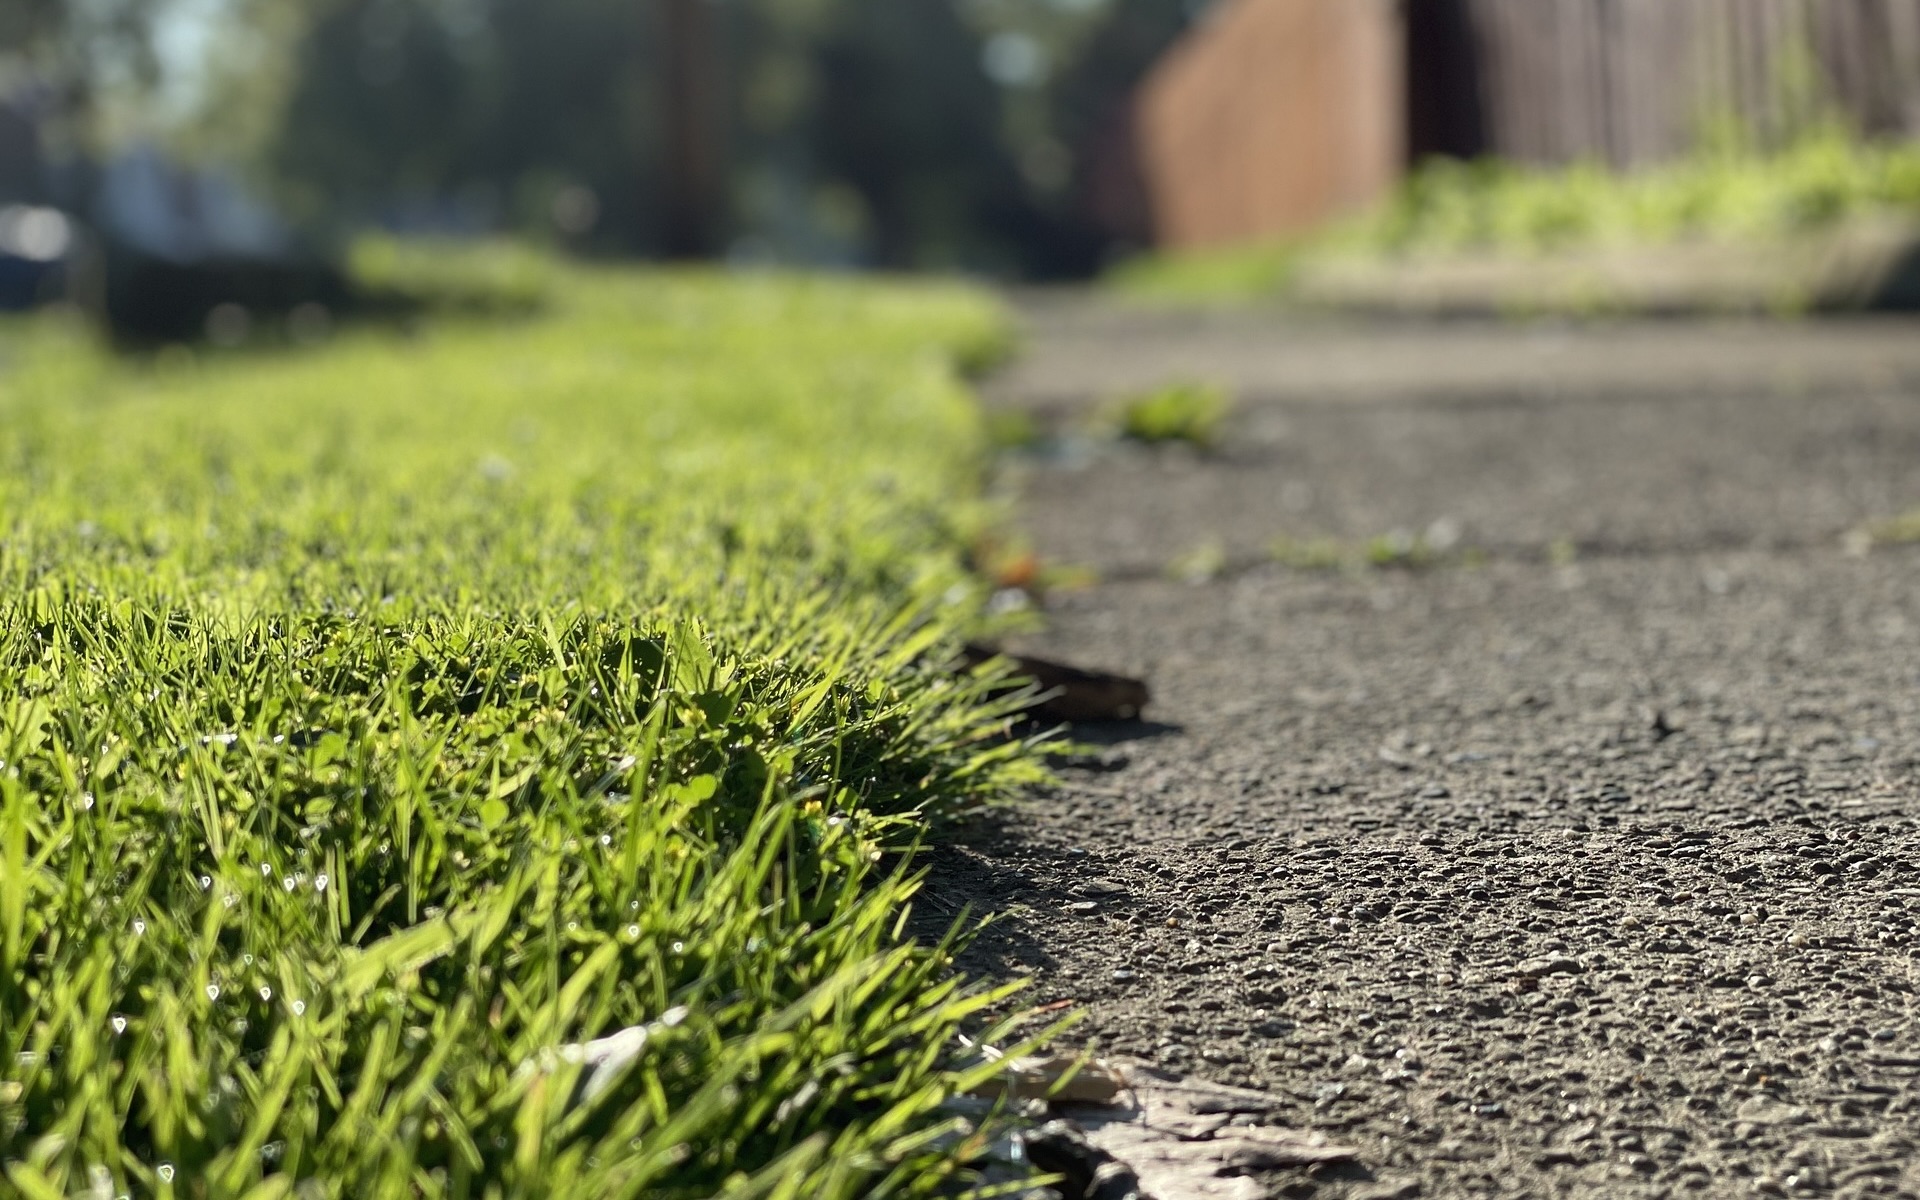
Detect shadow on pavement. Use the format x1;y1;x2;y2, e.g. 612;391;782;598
906;809;1105;982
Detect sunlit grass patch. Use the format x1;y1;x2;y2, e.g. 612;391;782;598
1115;131;1920;304
0;256;1049;1196
349;235;559;315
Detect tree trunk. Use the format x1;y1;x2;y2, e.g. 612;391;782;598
662;0;726;258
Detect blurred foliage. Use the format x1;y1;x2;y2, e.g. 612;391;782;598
1370;129;1920;255
65;0;1203;278
0;0;166;152
347;235;557;315
1113;129;1920;302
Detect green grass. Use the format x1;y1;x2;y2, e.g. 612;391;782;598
1112;131;1920;303
348;236;559;315
0;262;1051;1196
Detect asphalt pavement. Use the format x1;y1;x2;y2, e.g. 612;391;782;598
945;300;1920;1200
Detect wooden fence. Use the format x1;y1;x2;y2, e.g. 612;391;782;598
1411;0;1920;166
1129;0;1403;250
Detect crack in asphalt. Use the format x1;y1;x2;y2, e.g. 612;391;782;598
1040;535;1911;590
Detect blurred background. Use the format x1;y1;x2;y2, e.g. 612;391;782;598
3;0;1919;337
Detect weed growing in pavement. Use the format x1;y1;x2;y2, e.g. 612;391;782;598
1849;510;1920;554
1268;531;1443;572
1165;539;1229;585
1100;381;1233;448
0;258;1054;1196
1266;536;1352;572
1267;528;1489;574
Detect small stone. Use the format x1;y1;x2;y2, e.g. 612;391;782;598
1065;901;1099;913
1734;1097;1810;1126
1111;969;1137;982
1517;956;1583;979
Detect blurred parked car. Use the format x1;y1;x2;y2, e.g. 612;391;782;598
95;145;348;342
0;203;75;310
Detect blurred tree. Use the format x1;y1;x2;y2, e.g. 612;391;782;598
753;0;1033;270
162;0;1200;275
1046;0;1199;251
251;0;669;251
0;0;167;152
663;0;726;257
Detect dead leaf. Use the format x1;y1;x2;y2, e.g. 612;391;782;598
964;644;1151;723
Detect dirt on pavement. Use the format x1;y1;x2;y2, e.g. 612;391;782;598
943;300;1920;1200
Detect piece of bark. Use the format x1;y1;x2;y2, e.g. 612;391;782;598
967;1053;1131;1105
965;644;1151;723
1054;1060;1358;1199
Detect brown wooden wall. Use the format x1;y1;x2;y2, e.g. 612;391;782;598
1412;0;1920;167
1131;0;1403;251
